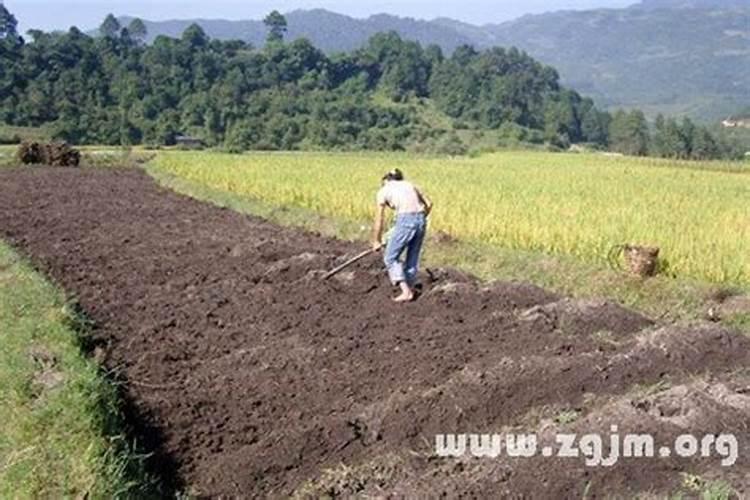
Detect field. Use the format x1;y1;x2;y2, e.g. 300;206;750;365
1;164;749;497
151;151;750;286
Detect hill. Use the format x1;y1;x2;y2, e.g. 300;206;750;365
114;5;750;121
119;10;476;53
485;7;750;121
635;0;750;9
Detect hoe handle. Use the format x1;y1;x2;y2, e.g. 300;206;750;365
323;248;378;280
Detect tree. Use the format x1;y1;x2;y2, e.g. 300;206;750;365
100;14;121;38
128;18;147;44
363;33;430;100
679;117;696;157
651;114;668;156
182;23;208;49
580;105;610;145
690;127;719;160
424;44;443;67
0;4;19;41
652;116;689;159
1;20;731;158
119;27;133;47
544;97;576;148
452;45;478;66
264;11;287;44
609;110;649;156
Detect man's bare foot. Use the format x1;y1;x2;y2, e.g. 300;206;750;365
393;282;414;302
393;291;414;302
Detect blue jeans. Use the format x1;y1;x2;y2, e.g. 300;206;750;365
384;212;426;286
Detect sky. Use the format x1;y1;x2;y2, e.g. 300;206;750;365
6;0;636;34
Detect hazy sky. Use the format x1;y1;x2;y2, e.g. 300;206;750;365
6;0;636;33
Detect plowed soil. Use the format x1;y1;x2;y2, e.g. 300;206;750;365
1;167;748;498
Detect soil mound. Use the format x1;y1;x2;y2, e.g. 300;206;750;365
17;141;80;167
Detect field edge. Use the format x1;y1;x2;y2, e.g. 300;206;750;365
0;240;157;498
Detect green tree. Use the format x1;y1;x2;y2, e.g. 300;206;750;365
430;44;560;130
654;117;690;159
544;97;575;148
182;23;209;49
119;27;133;46
264;11;287;44
651;114;668;156
4;19;735;158
452;45;478;66
424;44;443;67
0;4;19;41
363;33;430;100
609;110;649;156
679;117;696;158
690;126;719;160
99;14;121;39
128;18;147;44
580;105;610;146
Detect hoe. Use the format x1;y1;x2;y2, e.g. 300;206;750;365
323;248;379;280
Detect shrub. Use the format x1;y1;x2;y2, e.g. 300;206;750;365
435;132;467;156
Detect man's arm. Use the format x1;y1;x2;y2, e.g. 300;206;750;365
371;204;386;250
417;189;433;216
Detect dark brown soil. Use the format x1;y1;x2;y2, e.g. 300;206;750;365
1;167;748;498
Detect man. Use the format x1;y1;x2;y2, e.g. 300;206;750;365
372;169;433;302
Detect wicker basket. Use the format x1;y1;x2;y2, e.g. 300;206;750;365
623;245;660;277
608;244;660;278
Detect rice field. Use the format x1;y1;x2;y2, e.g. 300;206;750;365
152;151;750;285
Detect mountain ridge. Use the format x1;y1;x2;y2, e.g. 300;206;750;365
634;0;750;9
113;4;749;121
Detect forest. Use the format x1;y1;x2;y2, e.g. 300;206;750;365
0;6;743;159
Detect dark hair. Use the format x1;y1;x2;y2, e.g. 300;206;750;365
382;168;404;181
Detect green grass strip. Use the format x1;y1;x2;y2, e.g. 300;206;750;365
0;241;154;498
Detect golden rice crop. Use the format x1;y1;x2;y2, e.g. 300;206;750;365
151;151;750;285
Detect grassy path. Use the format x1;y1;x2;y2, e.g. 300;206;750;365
0;241;153;497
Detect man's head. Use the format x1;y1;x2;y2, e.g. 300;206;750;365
382;169;404;183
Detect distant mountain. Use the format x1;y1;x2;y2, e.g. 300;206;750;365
120;10;476;53
635;0;750;9
117;17;266;46
485;7;750;121
117;4;750;121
